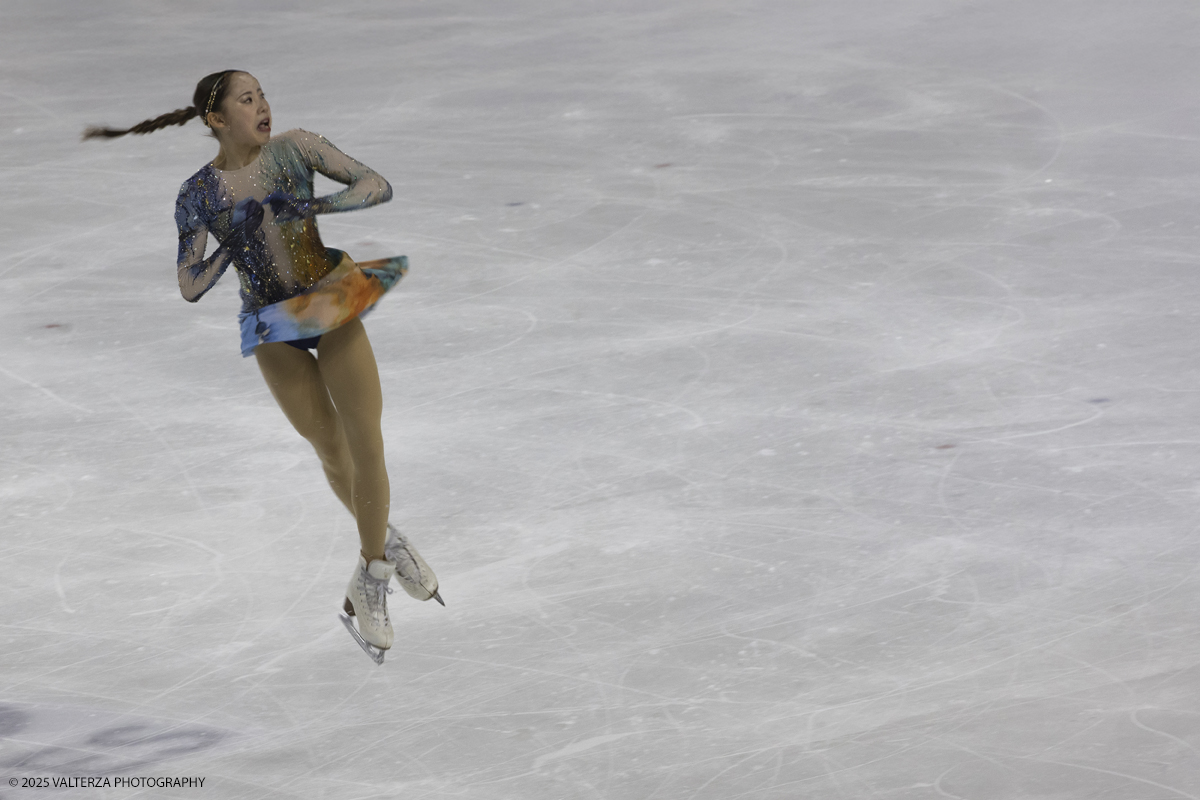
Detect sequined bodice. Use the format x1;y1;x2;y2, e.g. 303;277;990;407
174;129;392;311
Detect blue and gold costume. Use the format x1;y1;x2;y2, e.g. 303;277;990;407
175;129;406;355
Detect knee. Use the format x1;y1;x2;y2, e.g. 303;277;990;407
300;413;347;461
343;426;386;469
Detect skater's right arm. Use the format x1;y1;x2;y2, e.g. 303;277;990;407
176;220;234;303
175;182;234;303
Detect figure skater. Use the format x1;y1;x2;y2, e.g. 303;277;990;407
84;70;442;664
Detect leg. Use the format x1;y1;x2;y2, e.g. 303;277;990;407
255;342;356;514
316;318;390;562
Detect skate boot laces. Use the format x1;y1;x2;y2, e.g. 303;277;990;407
385;524;444;605
359;566;393;626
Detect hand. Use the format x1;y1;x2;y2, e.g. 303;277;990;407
264;190;317;223
230;197;264;233
222;198;264;251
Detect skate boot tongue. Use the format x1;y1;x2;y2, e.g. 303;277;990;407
366;558;396;581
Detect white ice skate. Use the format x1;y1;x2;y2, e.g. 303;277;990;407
339;556;396;665
385;524;444;606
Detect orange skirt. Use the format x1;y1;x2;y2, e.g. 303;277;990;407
237;251;407;356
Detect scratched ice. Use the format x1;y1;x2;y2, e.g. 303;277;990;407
3;1;1200;798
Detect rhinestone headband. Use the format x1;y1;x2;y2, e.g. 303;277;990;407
202;72;228;126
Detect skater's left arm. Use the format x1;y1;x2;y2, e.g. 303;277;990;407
266;130;392;222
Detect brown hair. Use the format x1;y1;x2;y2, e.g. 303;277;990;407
82;70;245;141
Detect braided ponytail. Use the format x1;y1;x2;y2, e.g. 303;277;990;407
81;70;244;142
82;107;199;140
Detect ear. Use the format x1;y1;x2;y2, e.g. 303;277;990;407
206;111;227;130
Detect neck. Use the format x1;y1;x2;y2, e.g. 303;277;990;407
214;140;261;171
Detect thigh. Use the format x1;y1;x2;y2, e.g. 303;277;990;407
255;341;340;442
316;319;383;446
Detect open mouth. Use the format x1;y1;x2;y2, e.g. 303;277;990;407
257;118;271;133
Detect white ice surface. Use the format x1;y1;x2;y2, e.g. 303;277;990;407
3;1;1200;797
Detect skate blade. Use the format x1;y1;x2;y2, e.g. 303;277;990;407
339;613;386;665
395;576;446;606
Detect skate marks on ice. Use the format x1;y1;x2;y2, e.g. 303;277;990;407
0;703;227;794
8;0;1200;797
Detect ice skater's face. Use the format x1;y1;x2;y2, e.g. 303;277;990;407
208;72;272;147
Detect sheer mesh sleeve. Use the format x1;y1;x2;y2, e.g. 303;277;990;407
175;179;233;303
172;134;395;314
288;130;393;214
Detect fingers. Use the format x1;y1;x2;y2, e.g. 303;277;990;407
275;202;309;223
260;191;312;223
264;190;294;216
245;202;264;234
